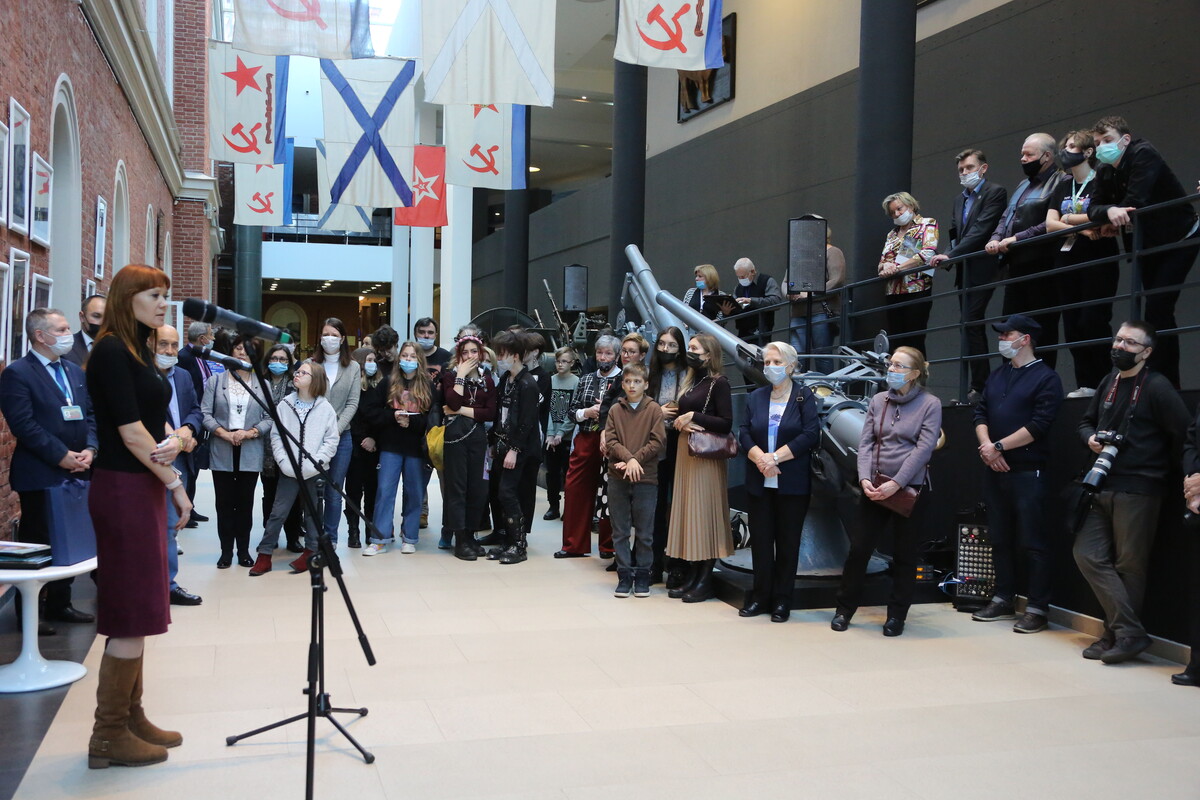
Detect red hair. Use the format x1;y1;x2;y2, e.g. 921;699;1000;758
95;265;170;365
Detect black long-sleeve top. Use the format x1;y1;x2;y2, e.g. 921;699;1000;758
1078;369;1190;494
974;359;1063;470
367;372;429;456
1088;137;1198;247
1184;409;1200;476
494;368;541;456
439;369;497;422
677;374;733;434
86;325;170;473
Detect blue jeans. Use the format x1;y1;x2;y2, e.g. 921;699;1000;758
789;311;838;373
373;450;426;544
165;472;190;591
322;431;353;544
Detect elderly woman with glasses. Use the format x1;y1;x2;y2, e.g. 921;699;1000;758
831;346;941;637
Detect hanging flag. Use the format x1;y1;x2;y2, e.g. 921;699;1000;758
422;0;556;107
393;146;448;228
234;162;287;226
614;0;724;71
208;42;289;164
444;104;526;190
320;57;416;208
232;0;373;60
314;139;373;233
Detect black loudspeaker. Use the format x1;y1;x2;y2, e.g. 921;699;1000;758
563;264;588;312
787;215;828;293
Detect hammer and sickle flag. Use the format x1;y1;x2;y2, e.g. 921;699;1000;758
232;0;373;60
614;0;724;71
233;139;294;226
422;0;556;107
444;103;526;190
208;41;289;164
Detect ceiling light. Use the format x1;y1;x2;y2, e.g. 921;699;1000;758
528;165;541;173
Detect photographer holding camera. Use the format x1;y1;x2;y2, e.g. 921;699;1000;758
1074;321;1190;664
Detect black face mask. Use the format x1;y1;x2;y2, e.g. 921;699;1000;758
1021;158;1044;178
84;321;102;338
1059;151;1087;171
1110;348;1139;371
685;352;706;370
658;350;677;364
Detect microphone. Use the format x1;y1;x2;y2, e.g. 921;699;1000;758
183;298;293;343
206;351;254;371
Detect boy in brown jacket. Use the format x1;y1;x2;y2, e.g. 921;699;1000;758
603;363;667;597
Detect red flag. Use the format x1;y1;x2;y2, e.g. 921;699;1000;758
392;146;447;228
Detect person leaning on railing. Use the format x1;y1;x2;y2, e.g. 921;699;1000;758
878;192;938;356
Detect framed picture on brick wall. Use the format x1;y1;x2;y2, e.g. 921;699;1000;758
8;99;31;236
85;279;96;300
0;121;8;230
30;153;52;248
94;195;107;279
31;273;52;311
8;248;30;361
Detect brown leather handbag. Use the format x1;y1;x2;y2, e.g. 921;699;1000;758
870;398;921;518
687;377;738;460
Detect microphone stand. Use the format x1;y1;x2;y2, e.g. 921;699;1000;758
222;341;377;799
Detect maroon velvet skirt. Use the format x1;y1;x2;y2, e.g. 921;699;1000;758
88;468;171;638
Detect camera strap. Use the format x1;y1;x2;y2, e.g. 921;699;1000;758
1098;369;1149;438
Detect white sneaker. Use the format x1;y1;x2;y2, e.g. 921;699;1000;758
1067;387;1096;398
362;543;386;556
400;542;416;554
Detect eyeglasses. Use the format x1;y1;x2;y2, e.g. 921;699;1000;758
1112;336;1148;350
887;361;914;372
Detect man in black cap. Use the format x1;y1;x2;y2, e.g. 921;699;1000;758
971;314;1063;633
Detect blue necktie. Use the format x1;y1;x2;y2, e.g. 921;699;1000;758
51;361;71;404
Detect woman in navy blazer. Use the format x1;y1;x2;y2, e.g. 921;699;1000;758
737;341;820;622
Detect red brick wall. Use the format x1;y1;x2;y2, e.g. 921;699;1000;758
0;0;211;537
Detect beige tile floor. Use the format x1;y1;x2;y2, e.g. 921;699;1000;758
14;473;1200;799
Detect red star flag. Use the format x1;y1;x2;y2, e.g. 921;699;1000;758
208;42;289;164
232;0;374;60
393;147;447;228
234;162;287;226
444;104;526;190
422;0;556;107
615;0;725;71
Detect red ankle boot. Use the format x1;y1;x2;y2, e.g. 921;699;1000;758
288;549;313;573
249;553;273;576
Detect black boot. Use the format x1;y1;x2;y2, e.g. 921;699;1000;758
543;502;560;521
453;530;478;562
486;529;512;561
477;530;504;547
668;561;696;599
347;529;361;549
682;559;717;603
498;525;528;565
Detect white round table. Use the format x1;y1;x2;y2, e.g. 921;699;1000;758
0;557;98;693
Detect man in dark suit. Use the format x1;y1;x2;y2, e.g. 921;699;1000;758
174;320;216;524
930;149;1008;401
62;294;105;367
153;325;204;606
0;308;99;633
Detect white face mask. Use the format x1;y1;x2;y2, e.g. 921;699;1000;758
45;332;74;357
737;277;752;287
321;335;341;355
155;353;178;370
894;210;914;226
960;171;982;190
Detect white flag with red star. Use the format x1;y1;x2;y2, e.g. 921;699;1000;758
232;0;373;60
614;0;724;71
234;162;287;226
393;147;447;228
444;103;526;190
208;42;289;164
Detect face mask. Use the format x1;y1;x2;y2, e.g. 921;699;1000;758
695;278;706;290
155;353;178;370
497;357;515;374
45;332;75;357
685;352;706;370
764;365;789;385
1021;158;1044;178
398;359;418;374
321;336;341;355
658;350;677;364
480;362;492;373
998;339;1021;360
268;362;288;375
595;358;615;373
737;278;752;288
959;171;982;190
1059;151;1087;171
894;210;913;226
194;341;211;355
416;337;436;350
1096;139;1126;165
364;361;378;376
886;370;911;390
84;321;101;338
1110;348;1139;371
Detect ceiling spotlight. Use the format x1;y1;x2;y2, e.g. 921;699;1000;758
528;166;541;173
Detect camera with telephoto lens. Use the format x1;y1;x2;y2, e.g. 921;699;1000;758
1081;430;1125;491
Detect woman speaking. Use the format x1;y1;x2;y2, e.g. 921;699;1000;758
86;264;191;768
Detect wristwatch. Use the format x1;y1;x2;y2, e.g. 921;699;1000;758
993;441;1005;452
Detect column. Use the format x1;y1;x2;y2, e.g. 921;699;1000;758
503;106;532;311
410;226;435;330
440;183;474;348
609;59;648;320
233;224;262;318
391;224;411;338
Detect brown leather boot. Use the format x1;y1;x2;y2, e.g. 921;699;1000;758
88;653;169;769
128;654;182;748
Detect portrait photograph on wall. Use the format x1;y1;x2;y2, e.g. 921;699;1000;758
7;99;30;236
30;153;52;248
